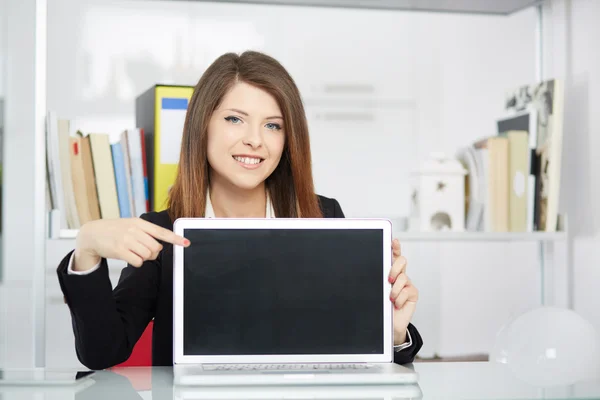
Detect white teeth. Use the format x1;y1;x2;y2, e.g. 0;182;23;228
234;156;261;165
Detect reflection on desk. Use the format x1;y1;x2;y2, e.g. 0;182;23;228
2;362;600;400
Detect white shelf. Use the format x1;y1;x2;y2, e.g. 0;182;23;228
51;227;566;242
52;229;78;240
394;230;567;242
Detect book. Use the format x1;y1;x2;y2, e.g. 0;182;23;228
487;137;509;232
507;131;529;232
80;134;101;221
69;134;95;225
126;128;148;217
89;133;120;220
504;79;564;232
57;118;80;229
111;141;132;218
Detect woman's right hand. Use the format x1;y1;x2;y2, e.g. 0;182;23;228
73;218;190;272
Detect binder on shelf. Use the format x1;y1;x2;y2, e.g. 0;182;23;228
136;84;195;212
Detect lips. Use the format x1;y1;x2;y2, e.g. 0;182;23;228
232;155;264;165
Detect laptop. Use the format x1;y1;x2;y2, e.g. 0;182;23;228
172;218;418;386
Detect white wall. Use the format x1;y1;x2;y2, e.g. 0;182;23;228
542;0;600;341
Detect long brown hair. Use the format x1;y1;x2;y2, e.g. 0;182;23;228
167;51;323;220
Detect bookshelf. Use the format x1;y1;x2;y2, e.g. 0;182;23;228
395;230;567;242
2;0;557;369
51;227;567;242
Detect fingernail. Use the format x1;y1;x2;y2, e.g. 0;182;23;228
388;276;395;284
390;295;395;302
183;239;190;246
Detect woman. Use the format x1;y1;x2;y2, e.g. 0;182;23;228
57;50;422;370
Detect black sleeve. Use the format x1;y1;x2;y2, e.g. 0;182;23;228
331;198;345;218
56;213;161;370
393;323;423;365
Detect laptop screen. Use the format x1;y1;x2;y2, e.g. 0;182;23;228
181;228;384;356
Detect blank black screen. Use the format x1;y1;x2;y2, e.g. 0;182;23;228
182;228;384;356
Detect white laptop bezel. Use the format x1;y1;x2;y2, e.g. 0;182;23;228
172;218;393;365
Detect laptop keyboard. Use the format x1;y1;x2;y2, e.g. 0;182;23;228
203;363;372;371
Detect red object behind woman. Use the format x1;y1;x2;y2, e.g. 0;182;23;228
115;321;153;367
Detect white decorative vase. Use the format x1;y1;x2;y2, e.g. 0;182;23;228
414;152;467;232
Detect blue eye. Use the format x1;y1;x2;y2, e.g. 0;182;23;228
265;122;282;131
225;116;242;124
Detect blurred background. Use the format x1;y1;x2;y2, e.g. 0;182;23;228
0;0;598;369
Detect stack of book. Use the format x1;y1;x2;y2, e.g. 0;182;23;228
456;78;564;233
45;111;149;231
45;84;194;236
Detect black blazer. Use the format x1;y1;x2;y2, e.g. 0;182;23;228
57;195;423;370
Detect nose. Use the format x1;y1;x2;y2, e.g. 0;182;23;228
242;124;263;149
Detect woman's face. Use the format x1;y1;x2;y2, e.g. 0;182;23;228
207;82;286;191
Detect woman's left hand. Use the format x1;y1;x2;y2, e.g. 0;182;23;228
388;238;419;345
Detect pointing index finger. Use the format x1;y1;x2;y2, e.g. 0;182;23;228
139;219;190;246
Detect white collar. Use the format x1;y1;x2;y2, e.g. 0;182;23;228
205;190;275;218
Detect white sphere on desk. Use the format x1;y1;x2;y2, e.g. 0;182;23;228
490;306;600;387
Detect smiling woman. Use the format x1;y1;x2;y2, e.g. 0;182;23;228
56;50;422;370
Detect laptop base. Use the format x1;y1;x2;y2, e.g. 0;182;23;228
173;363;418;386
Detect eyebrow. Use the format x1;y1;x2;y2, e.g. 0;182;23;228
225;108;283;120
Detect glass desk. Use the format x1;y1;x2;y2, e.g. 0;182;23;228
1;361;600;400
